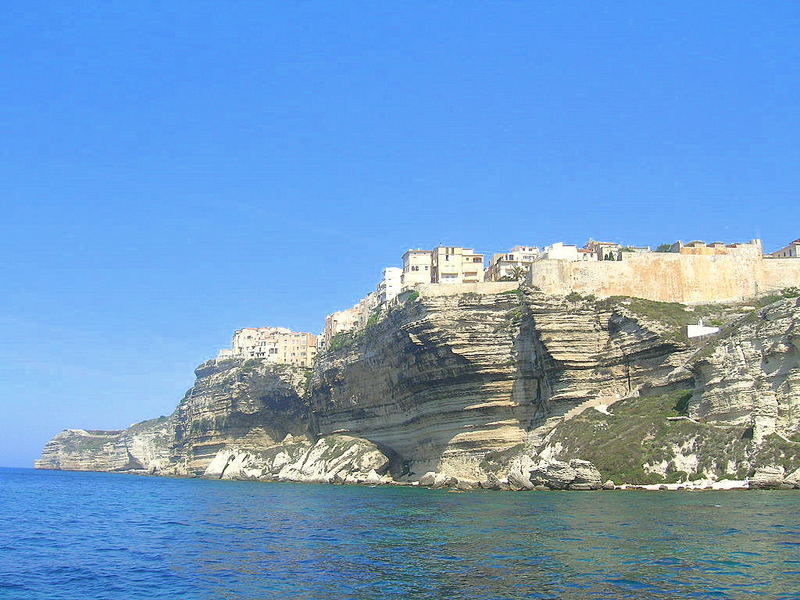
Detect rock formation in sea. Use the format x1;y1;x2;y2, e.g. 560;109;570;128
36;287;800;489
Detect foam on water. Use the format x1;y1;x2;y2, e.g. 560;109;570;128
0;468;798;599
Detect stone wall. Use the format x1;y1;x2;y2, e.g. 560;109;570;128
527;254;800;304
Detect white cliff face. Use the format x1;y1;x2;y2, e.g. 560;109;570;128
201;435;392;484
690;297;800;443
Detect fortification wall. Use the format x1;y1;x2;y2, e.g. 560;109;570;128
528;254;800;304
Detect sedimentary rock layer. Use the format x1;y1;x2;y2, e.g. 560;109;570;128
167;358;311;475
309;288;692;479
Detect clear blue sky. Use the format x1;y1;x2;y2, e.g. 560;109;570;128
2;2;799;467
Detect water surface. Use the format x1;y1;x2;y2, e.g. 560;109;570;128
0;468;798;599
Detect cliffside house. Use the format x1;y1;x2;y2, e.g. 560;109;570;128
484;246;541;281
401;249;433;288
430;246;484;284
584;239;621;261
541;242;581;261
321;291;379;349
218;327;317;367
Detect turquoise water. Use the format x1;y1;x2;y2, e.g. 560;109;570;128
0;468;798;599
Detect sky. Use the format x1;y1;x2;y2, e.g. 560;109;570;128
2;2;799;467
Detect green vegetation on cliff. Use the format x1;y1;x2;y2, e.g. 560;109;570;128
547;391;752;484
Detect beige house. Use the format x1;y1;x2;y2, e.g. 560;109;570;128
322;308;359;348
585;239;621;261
484;246;541;281
219;327;317;367
431;246;484;284
401;249;433;287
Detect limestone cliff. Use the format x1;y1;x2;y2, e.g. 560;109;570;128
309;288;694;481
166;357;311;475
35;416;173;473
36;288;800;489
534;296;800;486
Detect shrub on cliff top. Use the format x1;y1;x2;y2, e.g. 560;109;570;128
327;330;358;353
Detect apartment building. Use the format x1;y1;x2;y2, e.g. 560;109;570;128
484;245;540;281
219;327;317;367
431;246;484;284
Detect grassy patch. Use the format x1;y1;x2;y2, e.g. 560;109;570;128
753;286;800;308
65;435;115;453
597;296;736;342
751;434;800;475
498;288;520;296
547;390;749;484
365;309;383;328
240;358;262;373
327;330;359;353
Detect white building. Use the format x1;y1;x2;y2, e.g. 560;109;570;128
542;242;580;261
377;267;402;304
687;319;720;339
484;246;541;281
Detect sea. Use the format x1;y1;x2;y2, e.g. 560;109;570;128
0;468;798;599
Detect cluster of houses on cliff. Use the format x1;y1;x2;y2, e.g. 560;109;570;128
216;236;800;365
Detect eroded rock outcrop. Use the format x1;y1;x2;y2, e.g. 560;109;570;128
201;434;392;484
167;357;311;475
506;457;602;490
